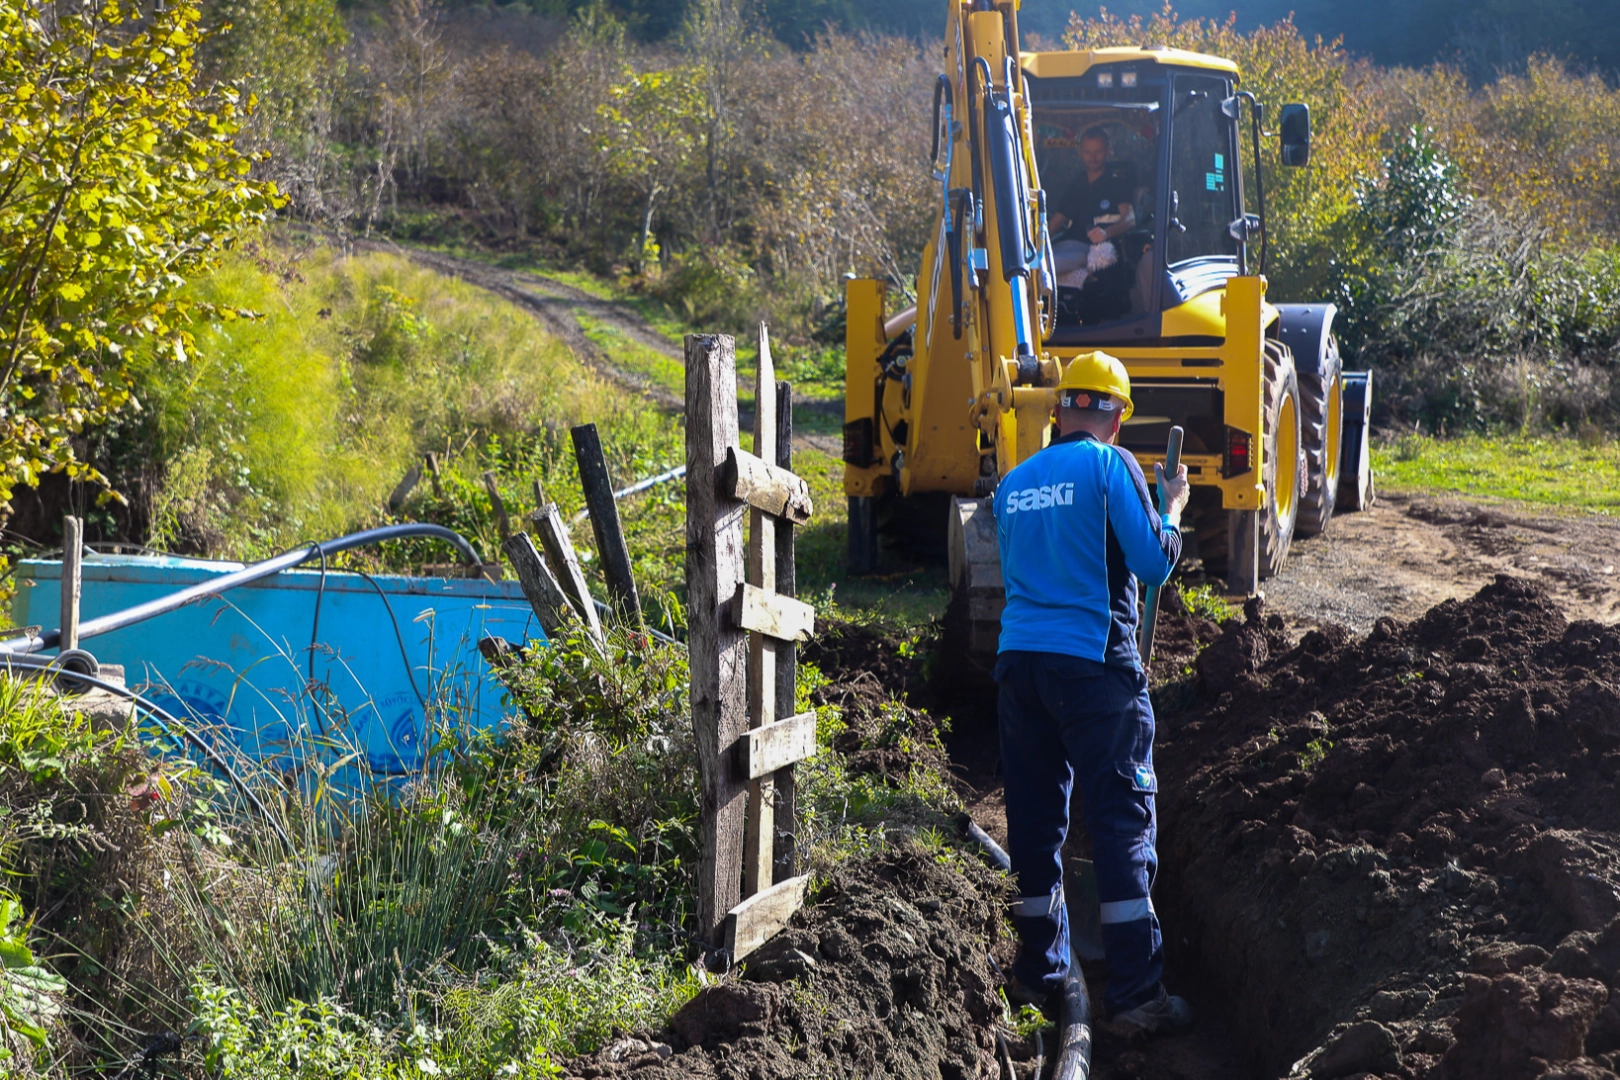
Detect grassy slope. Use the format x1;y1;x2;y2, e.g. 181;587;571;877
408;241;950;626
1372;433;1620;513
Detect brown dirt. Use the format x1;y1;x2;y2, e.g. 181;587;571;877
1158;574;1620;1078
562;846;1012;1080
1260;490;1620;634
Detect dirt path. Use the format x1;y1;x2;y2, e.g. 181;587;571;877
358;240;844;455
1263;489;1620;633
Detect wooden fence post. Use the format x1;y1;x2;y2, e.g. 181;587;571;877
572;423;643;626
425;452;445;499
61;516;82;652
743;327;779;898
688;330;819;961
502;532;576;639
388;463;422;513
773;379;797;881
531;503;604;642
687;335;749;947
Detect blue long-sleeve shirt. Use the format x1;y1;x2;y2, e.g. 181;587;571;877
994;430;1182;669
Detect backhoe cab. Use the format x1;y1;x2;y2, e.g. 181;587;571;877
842;1;1372;664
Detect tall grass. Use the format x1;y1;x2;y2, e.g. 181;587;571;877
104;239;683;568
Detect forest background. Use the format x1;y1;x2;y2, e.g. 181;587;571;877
2;1;1620;1077
4;0;1620;561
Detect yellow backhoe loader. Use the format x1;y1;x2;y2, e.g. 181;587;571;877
842;0;1373;664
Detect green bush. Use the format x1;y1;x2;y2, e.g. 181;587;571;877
1334;130;1620;431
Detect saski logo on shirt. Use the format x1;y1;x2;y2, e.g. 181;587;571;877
1003;483;1077;513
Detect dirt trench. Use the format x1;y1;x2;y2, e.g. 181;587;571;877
550;555;1620;1078
1152;574;1620;1078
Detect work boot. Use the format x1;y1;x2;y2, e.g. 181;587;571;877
1107;985;1193;1037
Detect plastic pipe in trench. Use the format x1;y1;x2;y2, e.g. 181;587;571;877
966;817;1093;1080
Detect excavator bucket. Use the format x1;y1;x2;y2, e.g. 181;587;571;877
946;496;1004;670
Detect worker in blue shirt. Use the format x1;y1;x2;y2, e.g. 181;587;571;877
994;351;1192;1037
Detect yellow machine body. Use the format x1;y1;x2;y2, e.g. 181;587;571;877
841;1;1370;636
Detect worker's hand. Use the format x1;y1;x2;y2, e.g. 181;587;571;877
1086;226;1108;244
1154;462;1191;526
1051;212;1071;233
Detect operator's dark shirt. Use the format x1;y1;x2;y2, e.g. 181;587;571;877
1056;166;1134;237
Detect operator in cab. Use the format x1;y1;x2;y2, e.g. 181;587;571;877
992;352;1193;1038
1050;127;1136;281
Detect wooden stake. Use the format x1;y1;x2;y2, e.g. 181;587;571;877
425;452;444;498
502;532;575;638
60;516;82;652
388;463;422;513
531;503;604;641
572;423;643;626
743;325;777;898
773;378;798;881
686;334;749;946
482;471;512;543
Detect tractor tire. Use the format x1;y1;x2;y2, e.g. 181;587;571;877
1259;338;1304;580
1295;332;1343;538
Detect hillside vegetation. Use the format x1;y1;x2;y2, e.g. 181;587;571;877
192;0;1620;439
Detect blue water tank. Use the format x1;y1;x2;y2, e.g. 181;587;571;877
12;555;540;776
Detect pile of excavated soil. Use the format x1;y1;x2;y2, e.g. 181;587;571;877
1157;574;1620;1078
563;846;1011;1079
799;619;959;784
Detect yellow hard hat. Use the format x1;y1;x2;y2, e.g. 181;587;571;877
1056;351;1134;421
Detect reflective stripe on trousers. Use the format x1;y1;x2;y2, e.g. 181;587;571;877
995;649;1164;1015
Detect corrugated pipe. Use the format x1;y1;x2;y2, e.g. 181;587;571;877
963;815;1093;1080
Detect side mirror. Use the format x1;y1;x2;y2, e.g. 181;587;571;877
1279;103;1311;167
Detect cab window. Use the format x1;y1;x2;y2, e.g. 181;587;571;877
1166;74;1240;267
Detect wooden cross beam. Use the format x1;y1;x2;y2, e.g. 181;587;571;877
688;327;820;961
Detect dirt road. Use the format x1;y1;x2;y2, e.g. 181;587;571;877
361;241;845;454
1264;490;1620;632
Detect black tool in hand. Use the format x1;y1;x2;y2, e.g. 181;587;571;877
1138;425;1184;666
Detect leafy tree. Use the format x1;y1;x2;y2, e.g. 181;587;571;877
597;66;706;269
0;0;280;518
200;0;348;154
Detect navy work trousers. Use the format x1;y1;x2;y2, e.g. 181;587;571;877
994;649;1164;1014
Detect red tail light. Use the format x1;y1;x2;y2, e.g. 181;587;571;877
1226;430;1252;477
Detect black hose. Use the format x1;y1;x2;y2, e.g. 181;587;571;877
963;814;1092;1080
0;655;294;852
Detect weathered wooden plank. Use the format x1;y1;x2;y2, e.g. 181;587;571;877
482;471;512;543
502;532;575;638
724;873;811;963
388;464;422;513
731;583;815;642
687;334;749;947
744;324;778;899
531;502;604;642
773;379;798;881
61;516;81;652
572;422;643;626
735;710;816;779
720;448;813;525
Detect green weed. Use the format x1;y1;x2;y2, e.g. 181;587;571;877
1177;583;1235;623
